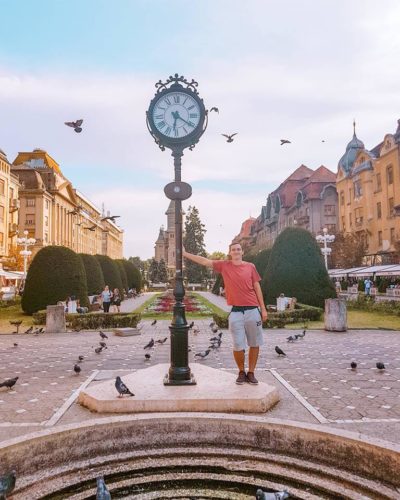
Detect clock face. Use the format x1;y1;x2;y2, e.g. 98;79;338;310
151;91;201;139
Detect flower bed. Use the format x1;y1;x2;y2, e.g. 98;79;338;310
144;291;212;315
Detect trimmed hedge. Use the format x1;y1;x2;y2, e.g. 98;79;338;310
33;310;141;329
347;296;400;316
0;296;21;308
213;303;322;329
121;259;142;292
22;246;89;314
115;259;129;293
79;253;105;295
95;254;123;295
263;228;336;308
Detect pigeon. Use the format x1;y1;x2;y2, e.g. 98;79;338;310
211;325;219;334
194;349;211;359
210;107;219;113
65;119;83;133
286;336;296;342
145;353;151;360
115;376;134;397
74;364;81;375
275;346;286;357
350;361;357;370
99;331;108;340
84;225;96;231
78;355;84;362
297;330;306;338
67;208;80;215
280;139;291;145
210;332;223;342
95;347;103;354
99;341;107;349
193;327;200;335
0;376;19;390
222;133;237;143
96;476;111;500
188;321;194;329
151;319;157;326
24;326;33;334
13;343;18;347
156;337;168;344
0;470;16;499
256;488;290;500
376;362;385;370
209;322;215;328
144;338;155;350
101;215;121;223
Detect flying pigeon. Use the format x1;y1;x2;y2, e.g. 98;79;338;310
84;225;96;231
65;119;83;133
74;364;81;375
256;488;290;500
99;331;108;340
280;139;291;145
275;346;286;357
144;338;155;350
376;362;385;370
210;107;219;113
0;470;16;499
96;476;111;500
0;376;19;390
101;215;121;223
194;349;211;359
115;376;134;397
222;133;237;143
350;361;357;370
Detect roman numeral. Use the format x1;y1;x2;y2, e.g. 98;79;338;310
164;97;171;105
174;128;179;137
188;105;195;110
173;95;180;103
188;121;195;127
183;97;188;105
189;113;198;118
158;106;166;111
155;114;163;119
157;121;166;129
183;127;188;134
165;126;172;135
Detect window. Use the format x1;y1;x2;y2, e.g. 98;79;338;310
348;188;351;203
26;198;35;207
387;165;394;185
45;216;48;227
0;205;4;222
378;231;383;246
349;213;352;226
376;173;382;191
377;202;382;219
9;187;14;199
25;214;35;225
341;216;346;231
0;179;4;195
0;232;3;246
354;180;362;197
340;191;345;205
355;207;363;225
326;224;336;233
390;228;395;244
389;197;394;217
44;232;48;243
45;199;49;209
324;205;336;216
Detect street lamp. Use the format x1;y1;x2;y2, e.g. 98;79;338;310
17;230;36;280
316;227;335;270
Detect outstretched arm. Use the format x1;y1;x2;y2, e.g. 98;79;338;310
183;249;214;268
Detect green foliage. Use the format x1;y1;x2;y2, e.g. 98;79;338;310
22;246;88;314
347;295;400;316
121;259;142;292
357;279;365;292
0;296;21;309
33;310;141;328
95;254;123;294
183;205;208;283
244;248;272;278
377;277;391;293
158;258;168;283
148;258;159;282
79;253;105;295
262;228;336;308
212;273;224;295
115;259;129;293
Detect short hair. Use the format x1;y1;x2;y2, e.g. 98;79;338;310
228;242;242;252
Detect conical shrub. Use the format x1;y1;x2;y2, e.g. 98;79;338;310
95;254;123;294
79;253;105;295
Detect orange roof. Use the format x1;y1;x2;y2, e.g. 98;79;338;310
12;149;61;174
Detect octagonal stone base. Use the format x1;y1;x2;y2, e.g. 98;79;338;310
78;363;280;413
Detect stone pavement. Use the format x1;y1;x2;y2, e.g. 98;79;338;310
0;319;400;446
196;291;231;312
119;291;156;312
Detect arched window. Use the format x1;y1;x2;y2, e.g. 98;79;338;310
266;197;271;219
296;192;302;208
275;196;281;213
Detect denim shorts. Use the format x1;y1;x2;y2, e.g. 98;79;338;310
228;307;264;351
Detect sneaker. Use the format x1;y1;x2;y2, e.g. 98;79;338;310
246;372;259;385
236;371;247;385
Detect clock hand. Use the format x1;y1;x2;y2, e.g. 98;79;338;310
175;111;192;126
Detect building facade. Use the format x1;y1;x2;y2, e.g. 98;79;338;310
242;165;338;253
337;120;400;264
0;149;20;260
11;149;123;259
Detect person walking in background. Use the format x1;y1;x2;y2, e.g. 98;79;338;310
183;242;268;385
364;278;373;296
101;285;112;313
112;288;121;313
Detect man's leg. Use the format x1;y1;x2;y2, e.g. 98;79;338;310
229;312;247;384
233;349;245;371
244;309;264;384
248;346;259;373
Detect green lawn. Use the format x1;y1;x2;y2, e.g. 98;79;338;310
0;304;35;333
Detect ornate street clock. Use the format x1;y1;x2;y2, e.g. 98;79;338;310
146;74;207;151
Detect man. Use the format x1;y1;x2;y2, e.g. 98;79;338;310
364;278;373;296
183;242;268;385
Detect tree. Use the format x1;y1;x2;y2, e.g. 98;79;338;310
128;256;148;280
121;259;142;292
330;232;367;268
115;259;129;293
208;251;226;260
79;253;105;295
262;227;336;308
244;248;272;278
22;246;88;314
158;258;168;283
212;273;224;295
183;205;208;283
148;258;159;283
95;255;123;294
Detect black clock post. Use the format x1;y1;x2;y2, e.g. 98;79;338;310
146;74;208;385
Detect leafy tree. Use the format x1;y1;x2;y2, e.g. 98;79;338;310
95;255;123;294
79;253;105;295
158;258;168;283
121;259;142;292
330;232;367;268
244;248;272;278
3;244;24;271
128;256;148;280
115;259;129;294
148;258;159;283
208;251;226;260
212;273;225;295
22;246;88;314
262;227;336;307
183;205;208;282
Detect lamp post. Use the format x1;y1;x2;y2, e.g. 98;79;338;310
17;230;36;280
316;227;335;270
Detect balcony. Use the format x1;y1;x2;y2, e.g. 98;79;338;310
8;222;18;235
355;217;364;227
9;198;20;212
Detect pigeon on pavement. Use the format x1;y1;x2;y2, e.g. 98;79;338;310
194;349;211;359
74;364;81;375
144;339;155;350
95;347;103;354
297;330;306;338
96;476;111;500
188;321;194;329
0;376;19;390
24;326;33;334
115;376;134;397
145;353;151;360
376;362;385;370
286;336;296;342
99;331;108;340
99;341;107;349
155;337;168;344
350;361;357;370
78;355;84;362
275;346;286;357
151;319;157;326
0;470;16;499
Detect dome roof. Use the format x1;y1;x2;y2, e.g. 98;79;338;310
338;124;365;175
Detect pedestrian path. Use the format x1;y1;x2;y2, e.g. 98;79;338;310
196;291;230;312
120;292;156;313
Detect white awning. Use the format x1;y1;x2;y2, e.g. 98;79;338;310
375;265;400;277
0;269;24;280
328;266;369;278
348;265;400;277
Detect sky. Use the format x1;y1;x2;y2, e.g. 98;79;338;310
1;0;400;259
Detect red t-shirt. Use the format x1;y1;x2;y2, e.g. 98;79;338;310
212;260;261;306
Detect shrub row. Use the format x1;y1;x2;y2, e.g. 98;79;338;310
0;296;21;308
347;296;400;316
213;303;322;329
33;311;141;329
